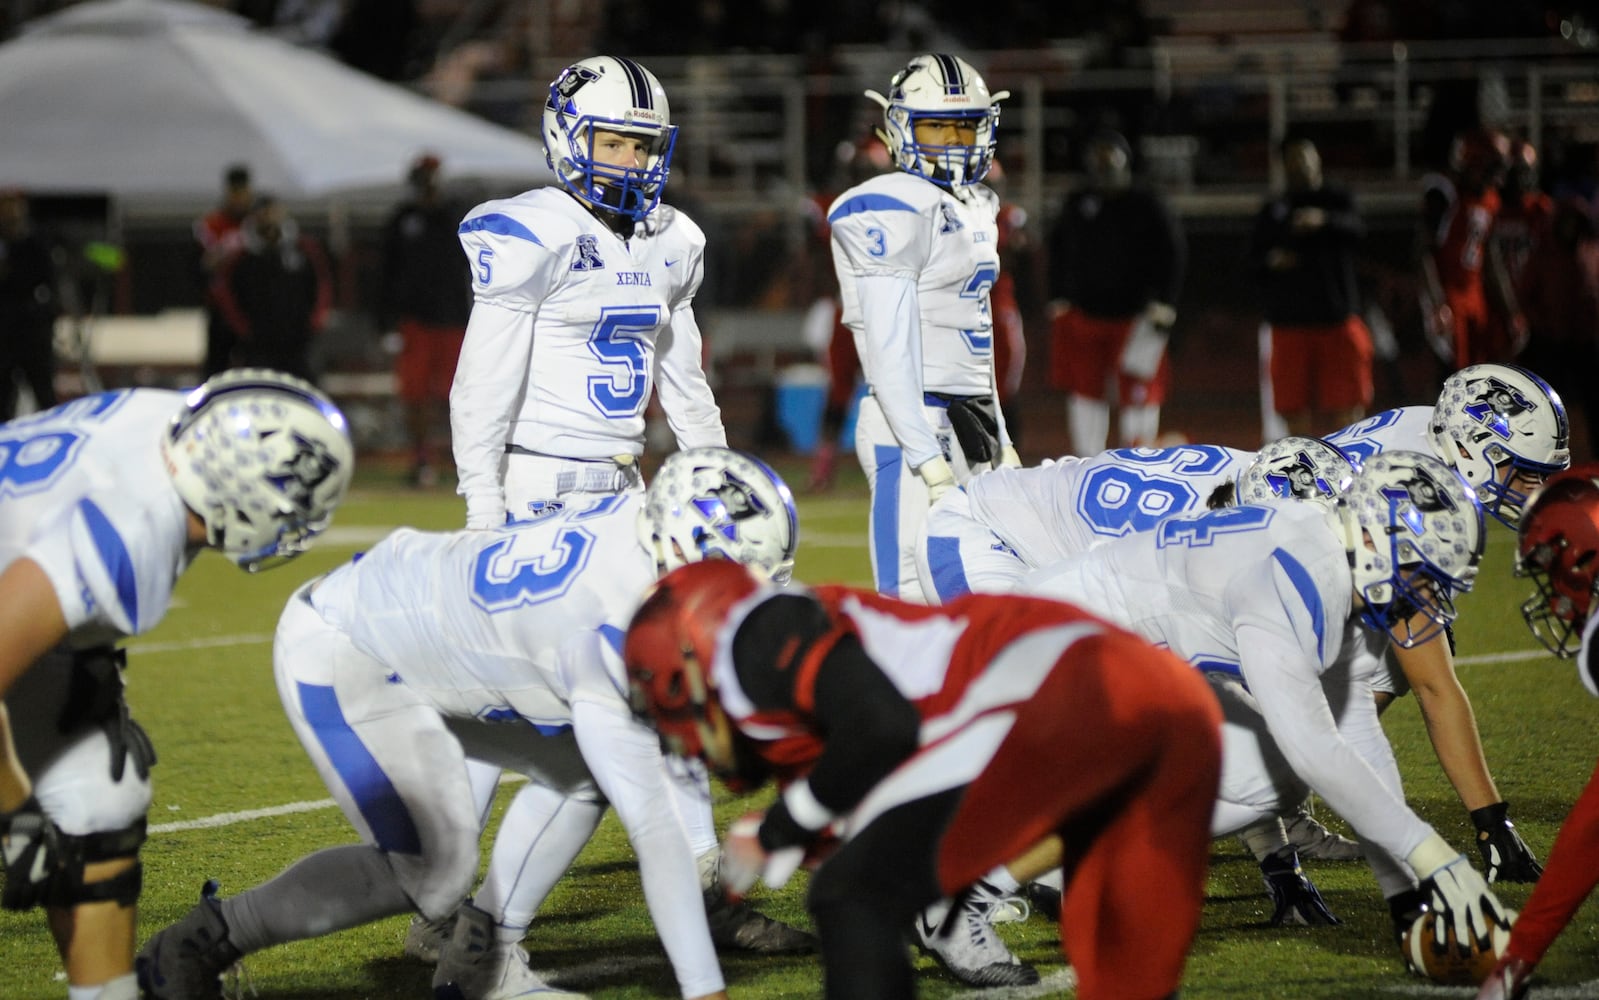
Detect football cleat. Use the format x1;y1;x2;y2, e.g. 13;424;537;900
432;903;586;999
1283;808;1364;862
405;910;457;964
915;879;1040;988
135;880;244;1000
703;882;817;953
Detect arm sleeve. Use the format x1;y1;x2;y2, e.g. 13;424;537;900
1504;757;1599;965
1236;621;1433;860
569;672;725;998
855;273;939;468
450;299;533;528
654;302;727;451
730;595;921;850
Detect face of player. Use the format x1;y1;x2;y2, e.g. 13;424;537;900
914;118;979;152
590;129;652;175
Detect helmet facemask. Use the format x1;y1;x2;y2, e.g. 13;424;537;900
1515;466;1599;662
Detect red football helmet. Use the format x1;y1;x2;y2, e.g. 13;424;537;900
1515;463;1599;667
624;560;763;770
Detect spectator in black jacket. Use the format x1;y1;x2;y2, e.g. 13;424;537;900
0;189;60;419
213;196;332;383
1249;138;1372;439
1046;129;1186;455
379;154;474;487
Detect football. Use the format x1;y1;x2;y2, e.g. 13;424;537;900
1402;907;1518;985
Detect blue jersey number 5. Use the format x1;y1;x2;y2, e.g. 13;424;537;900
588;306;663;418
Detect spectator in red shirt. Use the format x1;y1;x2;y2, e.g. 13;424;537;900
193;164;254;378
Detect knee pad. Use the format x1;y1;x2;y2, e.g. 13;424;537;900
45;819;148;909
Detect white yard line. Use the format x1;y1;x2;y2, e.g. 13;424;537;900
149;773;528;835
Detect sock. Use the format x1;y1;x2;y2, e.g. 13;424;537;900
1032;868;1063;892
1236;817;1291;863
984;865;1021;895
221;844;413;954
1068;395;1110;456
475;782;606;941
72;975;138;1000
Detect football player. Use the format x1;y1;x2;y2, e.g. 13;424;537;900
451;54;724;532
918;437;1363;924
446;56;804;957
1326;362;1569;882
828;53;1020;603
1478;463;1599;999
624;560;1223;1000
135;448;797;1000
0;371;353;1000
1023;451;1516;962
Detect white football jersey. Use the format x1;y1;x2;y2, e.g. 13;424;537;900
967;445;1255;568
1023;500;1436;859
0;390;193;644
1325;406;1435;466
830;171;1001;399
451;189;724;507
309;493;654;729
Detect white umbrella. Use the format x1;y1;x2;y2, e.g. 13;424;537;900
0;0;551;198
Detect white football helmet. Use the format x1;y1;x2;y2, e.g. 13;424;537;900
1238;436;1357;510
1340;450;1484;647
1428;363;1570;527
543;55;677;221
866;53;1008;188
162;369;354;573
639;447;799;584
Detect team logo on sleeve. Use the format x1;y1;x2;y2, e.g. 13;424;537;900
1463;376;1535;441
691;472;769;542
571;234;606;272
938;202;965;234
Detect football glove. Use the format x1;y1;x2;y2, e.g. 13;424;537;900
1387;887;1429;947
1475;955;1536;1000
1260;847;1340;926
1471;802;1543;884
721;812;804;901
1;796;62;911
1408;834;1510;952
916;456;956;505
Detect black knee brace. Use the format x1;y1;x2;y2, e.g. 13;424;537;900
46;819;148;909
63;646;157;783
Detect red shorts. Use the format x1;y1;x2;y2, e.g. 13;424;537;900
1444;287;1504;367
395;319;466;404
1048;310;1169;406
1268;314;1374;415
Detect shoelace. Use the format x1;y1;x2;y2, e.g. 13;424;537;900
221;959;257;1000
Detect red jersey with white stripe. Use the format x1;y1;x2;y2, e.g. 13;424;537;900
708;585;1111;781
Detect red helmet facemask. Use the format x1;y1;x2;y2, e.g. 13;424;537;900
1516;464;1599;663
624;561;762;770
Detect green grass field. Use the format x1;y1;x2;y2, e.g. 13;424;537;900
4;457;1598;999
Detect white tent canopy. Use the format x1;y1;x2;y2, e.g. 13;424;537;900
0;0;551;200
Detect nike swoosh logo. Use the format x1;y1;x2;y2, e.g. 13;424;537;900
664;259;679;267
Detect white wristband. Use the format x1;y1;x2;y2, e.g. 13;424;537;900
781;779;836;833
1405;832;1460;881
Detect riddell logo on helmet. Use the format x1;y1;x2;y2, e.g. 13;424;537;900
626;110;665;125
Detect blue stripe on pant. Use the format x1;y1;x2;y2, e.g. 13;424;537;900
871;444;903;597
925;535;972;602
299;682;422;855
